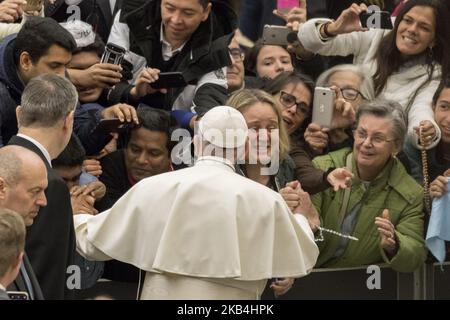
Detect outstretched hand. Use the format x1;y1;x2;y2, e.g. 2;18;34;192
326;3;369;36
327;167;353;192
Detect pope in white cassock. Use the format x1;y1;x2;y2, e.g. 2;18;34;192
73;106;319;299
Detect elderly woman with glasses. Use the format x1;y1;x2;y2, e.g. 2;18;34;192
271;65;374;194
307;99;426;272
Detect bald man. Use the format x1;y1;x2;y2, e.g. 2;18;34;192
0;145;48;300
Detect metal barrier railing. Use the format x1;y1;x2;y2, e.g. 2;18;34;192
261;263;450;300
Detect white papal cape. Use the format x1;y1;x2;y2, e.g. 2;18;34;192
74;156;319;299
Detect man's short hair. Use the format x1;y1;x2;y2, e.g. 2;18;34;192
14;17;76;65
126;107;177;153
19;74;78;128
52;134;86;168
0;208;25;277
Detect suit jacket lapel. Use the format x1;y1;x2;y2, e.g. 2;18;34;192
23;254;44;300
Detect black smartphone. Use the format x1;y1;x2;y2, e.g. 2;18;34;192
151;72;187;89
101;43;127;65
92;118;131;134
7;291;29;300
360;11;393;29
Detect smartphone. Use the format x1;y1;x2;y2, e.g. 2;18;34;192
7;291;29;300
312;87;335;128
277;0;300;13
22;0;43;12
360;11;393;29
101;43;127;65
262;25;291;46
151;72;187;89
92;118;131;134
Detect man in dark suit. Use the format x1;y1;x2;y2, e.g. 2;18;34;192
0;145;48;300
0;208;27;301
8;74;78;299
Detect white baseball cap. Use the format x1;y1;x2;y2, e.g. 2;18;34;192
198;106;248;149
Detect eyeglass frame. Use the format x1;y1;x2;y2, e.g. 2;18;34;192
279;91;311;116
337;87;364;101
229;48;245;62
353;128;397;146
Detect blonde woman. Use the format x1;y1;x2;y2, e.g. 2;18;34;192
227;89;293;190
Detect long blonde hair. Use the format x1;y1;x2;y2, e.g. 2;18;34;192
226;89;290;161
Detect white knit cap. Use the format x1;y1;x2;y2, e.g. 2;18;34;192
60;20;95;48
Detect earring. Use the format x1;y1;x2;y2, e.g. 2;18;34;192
428;46;434;61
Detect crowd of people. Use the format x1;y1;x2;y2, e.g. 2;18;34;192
0;0;449;300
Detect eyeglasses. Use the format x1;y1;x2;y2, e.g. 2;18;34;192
279;91;311;116
338;87;363;101
229;48;245;62
353;129;397;146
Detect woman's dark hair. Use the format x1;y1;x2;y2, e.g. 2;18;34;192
432;77;450;106
262;71;315;134
263;71;315;102
243;39;293;77
373;0;450;96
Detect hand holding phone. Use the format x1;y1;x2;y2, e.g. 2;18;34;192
151;71;187;89
359;11;393;29
101;43;126;65
91;118;132;135
262;25;292;46
312;87;335;128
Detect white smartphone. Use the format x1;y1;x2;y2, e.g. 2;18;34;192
312;87;335;128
